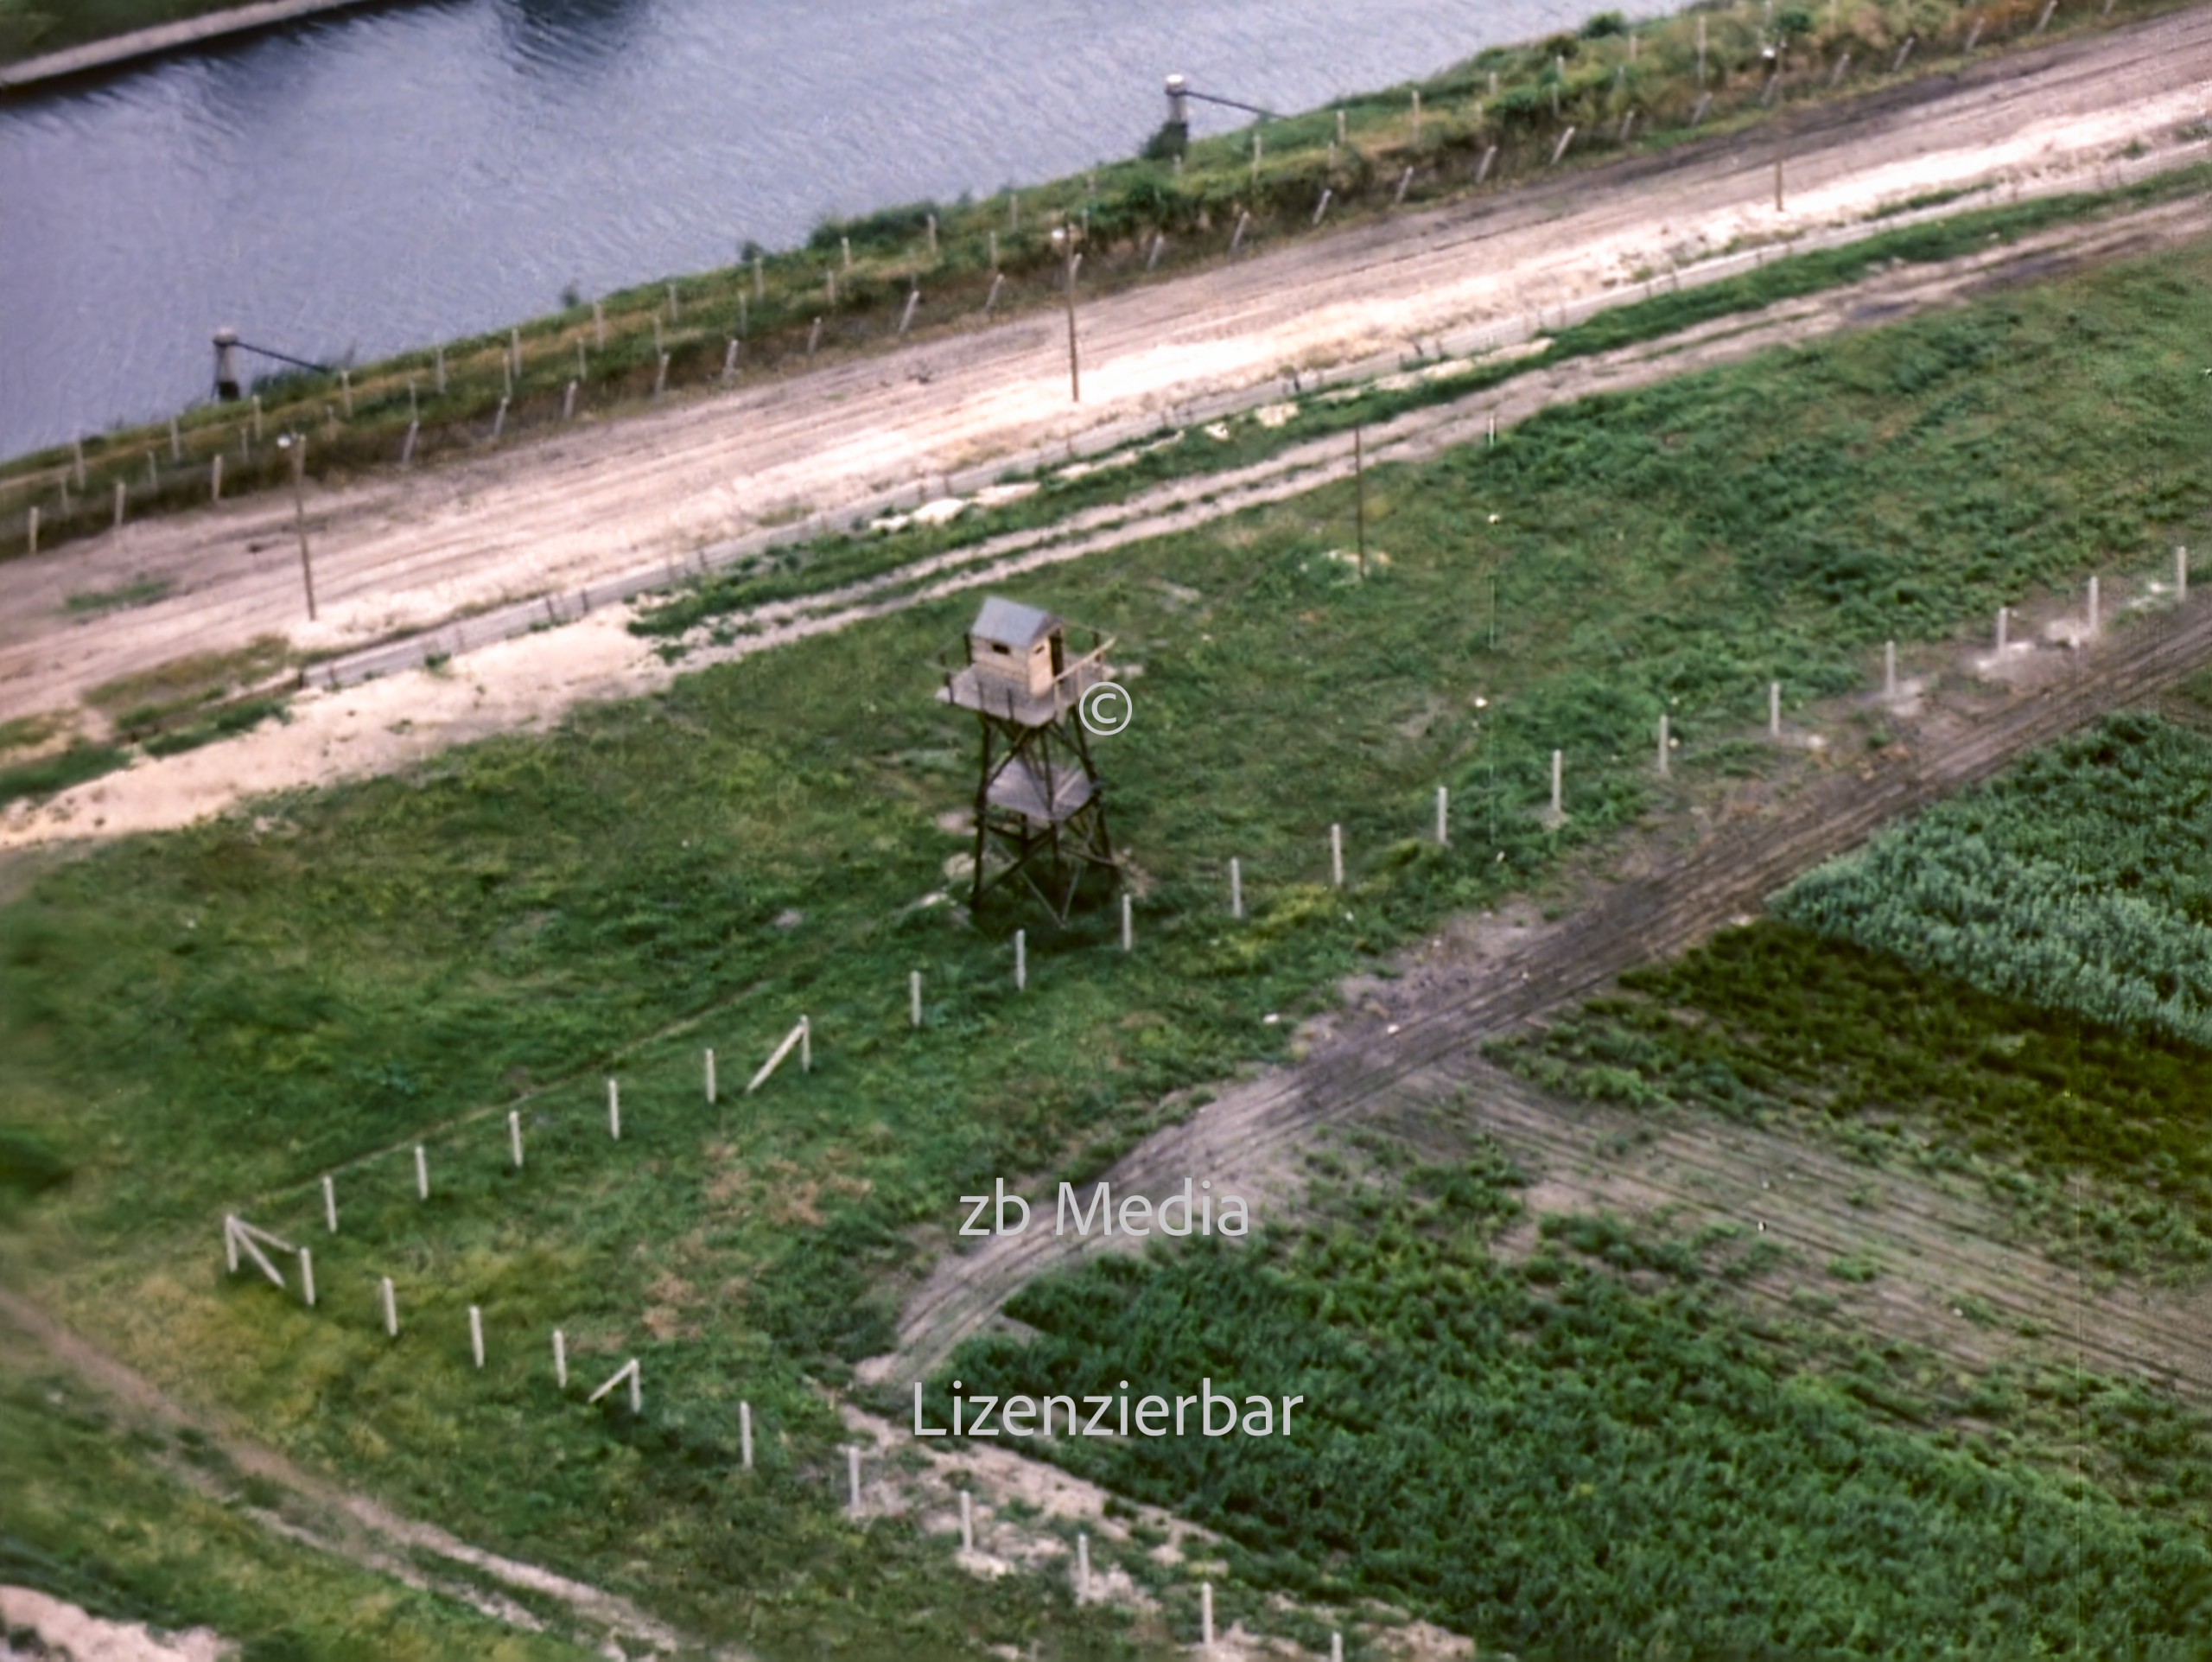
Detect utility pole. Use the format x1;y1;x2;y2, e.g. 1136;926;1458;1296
1052;225;1083;403
277;433;316;621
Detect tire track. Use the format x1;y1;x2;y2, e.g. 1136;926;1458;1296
874;594;2212;1391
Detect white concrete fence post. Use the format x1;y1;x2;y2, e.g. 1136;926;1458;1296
705;1048;717;1104
1330;824;1344;888
1550;749;1565;821
959;1489;974;1551
509;1109;523;1168
553;1328;568;1388
1436;785;1450;846
607;1078;621;1139
416;1143;429;1200
1121;892;1134;952
2087;575;2101;638
381;1276;398;1338
1230;858;1243;919
1014;929;1027;991
470;1304;485;1369
299;1247;315;1308
740;1399;754;1468
1883;640;1897;702
910;971;924;1028
846;1445;863;1515
1769;680;1782;738
1657;711;1670;777
322;1174;338;1232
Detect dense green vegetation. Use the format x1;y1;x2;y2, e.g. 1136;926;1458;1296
3;0;2187;559
7;238;2212;1650
937;1150;2212;1656
1773;712;2212;1046
1497;716;2212;1275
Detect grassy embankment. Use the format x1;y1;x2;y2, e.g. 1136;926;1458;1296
1;0;2186;564
3;237;2210;1652
0;0;283;66
1498;708;2212;1278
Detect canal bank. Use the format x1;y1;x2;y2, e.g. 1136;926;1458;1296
0;0;395;91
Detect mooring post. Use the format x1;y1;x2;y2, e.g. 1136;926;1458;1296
740;1400;753;1468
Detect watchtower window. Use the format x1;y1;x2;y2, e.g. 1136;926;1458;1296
993;643;1012;654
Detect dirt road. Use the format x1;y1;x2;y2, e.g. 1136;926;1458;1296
5;10;2209;732
867;589;2212;1397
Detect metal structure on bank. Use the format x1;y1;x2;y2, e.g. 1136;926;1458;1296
936;595;1120;923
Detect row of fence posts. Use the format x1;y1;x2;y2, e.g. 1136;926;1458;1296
15;0;2107;557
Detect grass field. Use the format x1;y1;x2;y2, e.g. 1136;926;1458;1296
6;234;2212;1649
929;1145;2212;1656
1497;711;2212;1278
0;1308;599;1660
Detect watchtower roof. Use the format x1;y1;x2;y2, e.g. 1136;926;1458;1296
971;596;1058;651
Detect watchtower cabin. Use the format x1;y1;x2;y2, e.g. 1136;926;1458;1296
936;596;1120;922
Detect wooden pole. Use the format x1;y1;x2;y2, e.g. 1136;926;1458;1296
1353;424;1366;576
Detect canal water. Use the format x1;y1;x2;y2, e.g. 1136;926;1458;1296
1;0;1604;460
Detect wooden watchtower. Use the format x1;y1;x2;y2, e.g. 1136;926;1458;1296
935;596;1120;922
